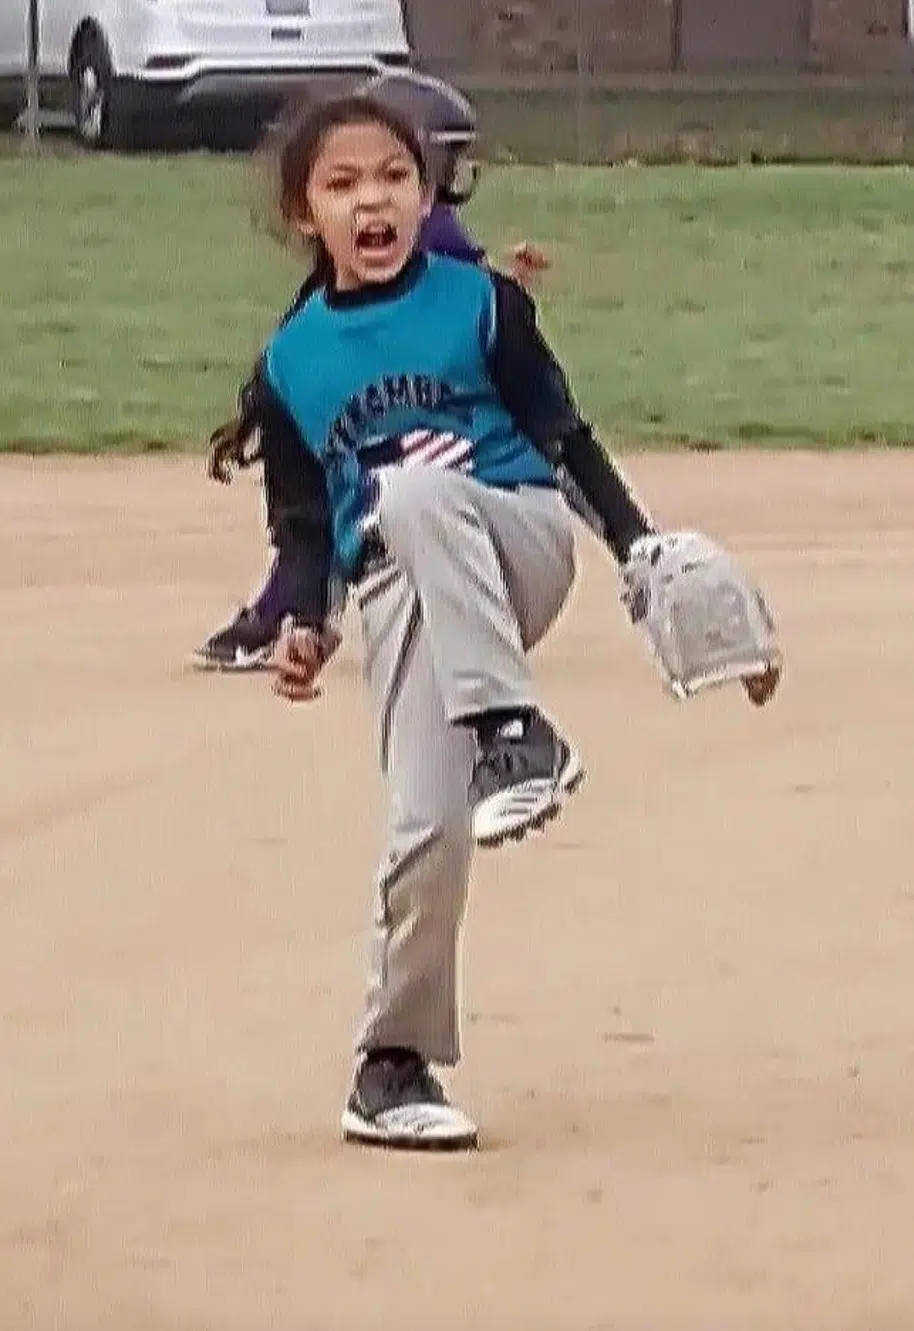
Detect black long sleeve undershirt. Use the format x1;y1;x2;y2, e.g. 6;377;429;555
253;369;333;625
487;271;655;563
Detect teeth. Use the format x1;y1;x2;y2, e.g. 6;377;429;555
359;223;395;248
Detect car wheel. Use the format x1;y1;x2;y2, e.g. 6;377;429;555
72;32;117;149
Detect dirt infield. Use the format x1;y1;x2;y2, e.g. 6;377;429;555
2;452;912;1331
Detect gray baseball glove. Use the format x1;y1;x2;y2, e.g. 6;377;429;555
621;530;783;705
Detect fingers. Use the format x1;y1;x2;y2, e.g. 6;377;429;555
510;241;551;270
271;665;321;702
267;650;321;682
507;243;552;293
267;626;332;704
269;655;321;701
273;674;321;703
743;666;781;707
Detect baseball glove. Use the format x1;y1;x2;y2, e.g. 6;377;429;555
621;530;783;705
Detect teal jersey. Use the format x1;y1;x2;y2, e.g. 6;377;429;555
263;253;556;577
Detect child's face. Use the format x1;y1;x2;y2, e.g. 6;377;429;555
303;121;431;291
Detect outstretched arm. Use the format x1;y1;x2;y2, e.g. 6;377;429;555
486;274;783;708
252;360;343;704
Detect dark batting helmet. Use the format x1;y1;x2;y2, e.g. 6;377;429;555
359;69;480;205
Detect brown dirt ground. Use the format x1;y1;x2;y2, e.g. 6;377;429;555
1;452;913;1331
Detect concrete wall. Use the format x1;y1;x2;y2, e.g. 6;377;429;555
809;0;911;70
678;0;812;71
403;0;912;74
406;0;673;74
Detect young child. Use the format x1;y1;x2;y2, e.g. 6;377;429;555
257;92;656;1152
195;71;550;671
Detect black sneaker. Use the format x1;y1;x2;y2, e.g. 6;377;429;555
341;1049;478;1152
192;607;280;672
469;710;584;848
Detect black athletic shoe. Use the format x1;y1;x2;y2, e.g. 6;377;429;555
469;710;584;848
193;607;280;672
341;1048;478;1152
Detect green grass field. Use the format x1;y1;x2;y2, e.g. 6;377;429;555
4;149;914;452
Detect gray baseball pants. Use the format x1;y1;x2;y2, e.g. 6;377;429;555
353;466;576;1067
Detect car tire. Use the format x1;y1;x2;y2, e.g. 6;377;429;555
71;31;120;149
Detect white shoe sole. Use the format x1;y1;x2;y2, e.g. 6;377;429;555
473;747;586;849
341;1105;479;1153
188;646;273;674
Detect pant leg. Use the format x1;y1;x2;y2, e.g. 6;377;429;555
375;468;576;721
355;567;476;1068
480;483;578;652
356;472;577;1070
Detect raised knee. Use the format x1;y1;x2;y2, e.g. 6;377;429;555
377;466;456;542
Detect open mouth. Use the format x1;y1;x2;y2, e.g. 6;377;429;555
356;220;398;256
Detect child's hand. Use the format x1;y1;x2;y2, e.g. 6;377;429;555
270;623;342;703
507;241;551;291
743;664;782;707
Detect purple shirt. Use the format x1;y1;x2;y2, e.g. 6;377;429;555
420;205;486;264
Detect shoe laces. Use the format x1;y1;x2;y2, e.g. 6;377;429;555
474;717;545;786
476;740;525;785
373;1052;446;1107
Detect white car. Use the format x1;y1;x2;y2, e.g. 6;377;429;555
0;0;411;148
